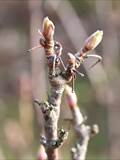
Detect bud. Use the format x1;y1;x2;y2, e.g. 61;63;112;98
67;53;76;67
82;30;103;53
91;124;99;135
42;17;55;40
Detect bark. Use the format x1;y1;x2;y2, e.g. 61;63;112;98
65;85;99;160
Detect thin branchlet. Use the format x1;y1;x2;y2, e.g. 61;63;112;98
65;85;99;160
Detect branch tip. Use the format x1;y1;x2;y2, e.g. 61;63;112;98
91;124;99;135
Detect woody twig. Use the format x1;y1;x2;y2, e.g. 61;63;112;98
33;17;77;160
29;17;103;160
65;85;99;160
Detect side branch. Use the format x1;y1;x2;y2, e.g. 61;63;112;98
65;85;99;160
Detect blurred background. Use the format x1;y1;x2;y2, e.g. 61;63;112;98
0;0;120;159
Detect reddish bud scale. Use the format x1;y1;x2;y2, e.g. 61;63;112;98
42;17;55;56
42;17;55;41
